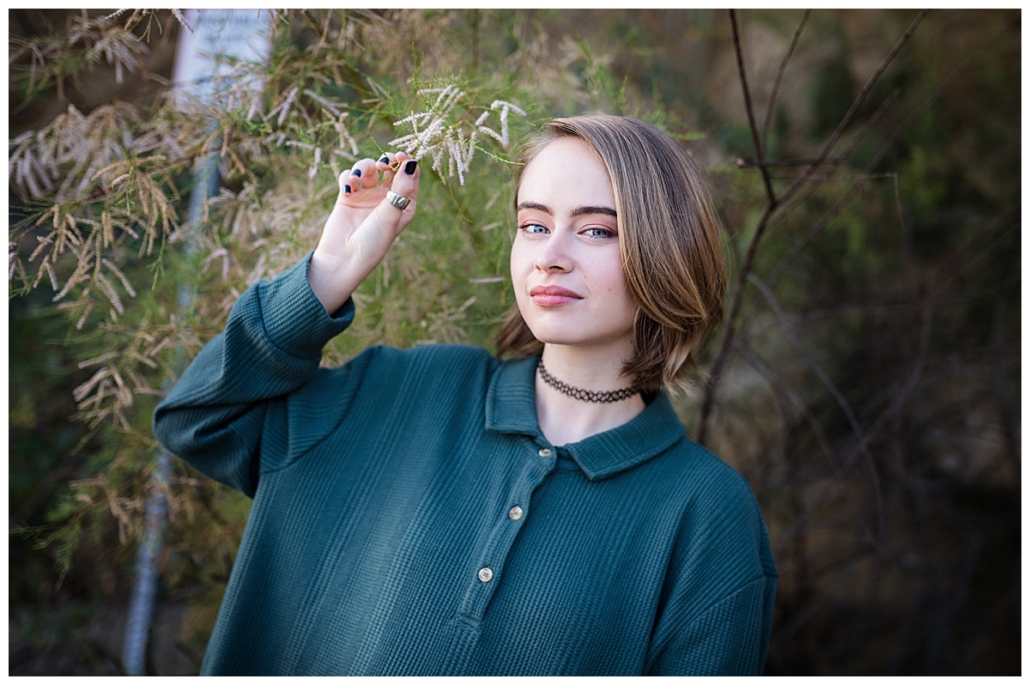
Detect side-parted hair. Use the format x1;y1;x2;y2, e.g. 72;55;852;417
495;114;727;392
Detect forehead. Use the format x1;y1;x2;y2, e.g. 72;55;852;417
517;137;615;210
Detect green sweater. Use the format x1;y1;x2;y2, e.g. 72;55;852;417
153;255;777;676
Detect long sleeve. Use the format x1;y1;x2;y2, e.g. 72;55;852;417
645;467;778;676
646;575;776;675
152;254;359;497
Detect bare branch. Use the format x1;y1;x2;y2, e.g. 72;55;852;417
729;9;776;206
761;9;811;151
732;337;839;475
735;156;844;168
698;11;928;443
766;8;1013;287
781;297;934;542
778;10;930;208
746;272;885;534
760;86;900;261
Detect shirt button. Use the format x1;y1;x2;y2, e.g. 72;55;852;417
508;506;524;521
538;447;553;458
478;567;494;582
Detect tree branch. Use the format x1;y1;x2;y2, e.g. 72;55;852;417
732;336;839;475
762;9;811;151
697;10;928;444
729;9;777;206
746;271;885;534
734;156;845;168
778;10;930;208
767;11;1015;287
780;296;934;542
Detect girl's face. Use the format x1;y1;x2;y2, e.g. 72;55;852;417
511;137;638;356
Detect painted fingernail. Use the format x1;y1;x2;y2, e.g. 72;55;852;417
353;169;361;177
405;160;418;175
379;156;389;164
344;184;351;193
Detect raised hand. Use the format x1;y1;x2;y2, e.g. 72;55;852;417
308;151;421;314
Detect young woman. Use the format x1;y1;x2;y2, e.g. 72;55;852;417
154;115;777;676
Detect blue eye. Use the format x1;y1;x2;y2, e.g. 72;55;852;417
583;227;615;239
520;223;549;235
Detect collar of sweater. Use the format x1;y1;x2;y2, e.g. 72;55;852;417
485;355;687;481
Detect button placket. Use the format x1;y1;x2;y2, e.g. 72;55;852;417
454;441;553;624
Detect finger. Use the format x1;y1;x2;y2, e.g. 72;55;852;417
349;158;379;192
384;158;419;213
337;170;352;200
340;158;379;196
369;156;419;240
376;150;414;179
375;150;409;169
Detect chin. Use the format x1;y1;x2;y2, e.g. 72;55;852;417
524;321;625;350
517;303;634;350
522;322;571;346
520;310;574;343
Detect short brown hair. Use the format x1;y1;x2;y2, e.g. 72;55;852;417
496;114;727;391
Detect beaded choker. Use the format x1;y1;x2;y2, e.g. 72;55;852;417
537;359;640;404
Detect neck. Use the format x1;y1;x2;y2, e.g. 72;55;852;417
534;343;646;447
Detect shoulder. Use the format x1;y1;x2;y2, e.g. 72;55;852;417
650;437;777;578
665;439;760;516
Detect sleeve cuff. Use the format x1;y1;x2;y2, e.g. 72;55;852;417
257;252;355;358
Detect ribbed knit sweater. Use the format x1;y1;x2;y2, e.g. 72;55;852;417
153;254;778;676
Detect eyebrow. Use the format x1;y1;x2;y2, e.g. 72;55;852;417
517;201;617;219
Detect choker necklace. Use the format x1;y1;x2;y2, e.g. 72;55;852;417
537;359;639;404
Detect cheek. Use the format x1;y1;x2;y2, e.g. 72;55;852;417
602;259;639;322
510;245;532;316
600;254;631;297
509;238;531;283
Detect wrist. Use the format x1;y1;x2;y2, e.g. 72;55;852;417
308;248;363;314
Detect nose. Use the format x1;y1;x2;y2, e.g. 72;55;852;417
534;231;573;273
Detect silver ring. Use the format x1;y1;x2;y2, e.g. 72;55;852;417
386;190;410;210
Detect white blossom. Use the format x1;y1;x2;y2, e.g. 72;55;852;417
388;87;525;186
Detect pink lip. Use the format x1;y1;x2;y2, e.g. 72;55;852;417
530;285;582;307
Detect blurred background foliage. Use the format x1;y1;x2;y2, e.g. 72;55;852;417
8;9;1020;676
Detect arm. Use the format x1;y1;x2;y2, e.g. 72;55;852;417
153;152;421;496
646;574;777;675
646;472;778;676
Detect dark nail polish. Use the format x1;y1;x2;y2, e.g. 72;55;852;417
344;184;351;193
405;160;418;175
353;169;361;177
379;156;389;164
